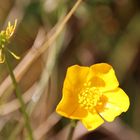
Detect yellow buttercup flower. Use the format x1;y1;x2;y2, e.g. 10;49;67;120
0;20;19;63
56;63;130;130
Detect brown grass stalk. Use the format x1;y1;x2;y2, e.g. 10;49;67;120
0;0;82;98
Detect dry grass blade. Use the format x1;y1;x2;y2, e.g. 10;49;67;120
0;83;37;116
0;29;45;97
0;0;82;98
33;112;61;140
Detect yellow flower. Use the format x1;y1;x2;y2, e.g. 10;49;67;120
56;63;130;130
0;20;19;63
0;20;17;45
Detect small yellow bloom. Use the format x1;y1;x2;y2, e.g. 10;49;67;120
0;20;19;63
56;63;130;130
0;20;17;45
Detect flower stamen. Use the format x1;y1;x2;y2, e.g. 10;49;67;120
78;82;102;112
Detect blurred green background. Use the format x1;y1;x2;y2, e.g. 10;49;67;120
0;0;140;140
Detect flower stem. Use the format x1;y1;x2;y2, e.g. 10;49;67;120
67;120;77;140
4;49;33;140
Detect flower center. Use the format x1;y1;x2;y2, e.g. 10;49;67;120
78;82;102;111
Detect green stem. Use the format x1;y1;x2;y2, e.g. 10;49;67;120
4;49;34;140
67;120;77;140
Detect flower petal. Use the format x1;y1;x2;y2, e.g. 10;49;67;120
64;65;89;93
90;63;119;91
103;88;130;112
99;103;122;122
56;65;89;119
98;88;130;122
56;96;87;119
82;112;104;130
